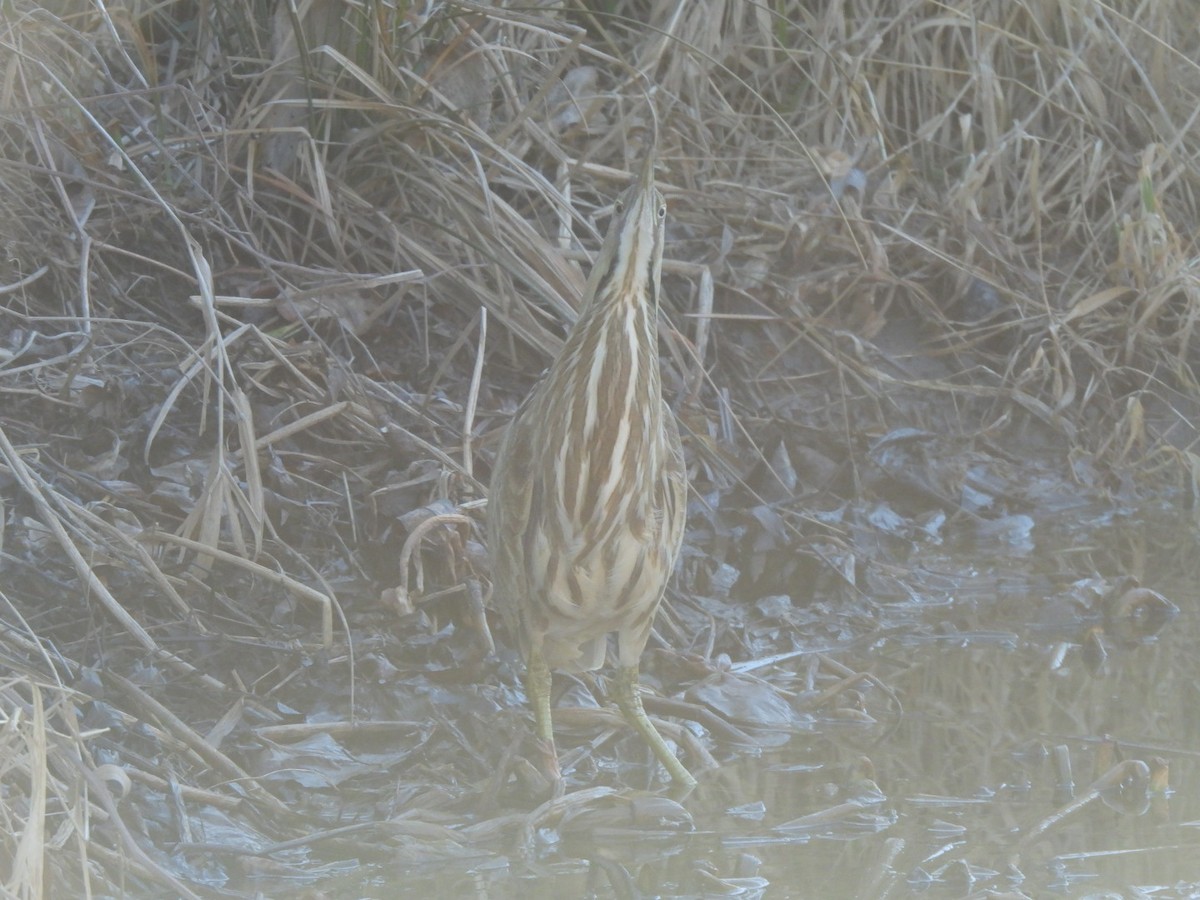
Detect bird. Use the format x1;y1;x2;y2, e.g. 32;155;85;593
487;143;695;787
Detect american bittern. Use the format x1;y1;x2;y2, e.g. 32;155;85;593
488;148;694;787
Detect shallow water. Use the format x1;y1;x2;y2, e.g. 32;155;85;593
259;502;1198;899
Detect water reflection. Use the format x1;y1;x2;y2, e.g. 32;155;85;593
667;510;1198;897
264;507;1197;898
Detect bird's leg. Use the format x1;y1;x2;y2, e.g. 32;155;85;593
525;647;562;785
612;665;697;788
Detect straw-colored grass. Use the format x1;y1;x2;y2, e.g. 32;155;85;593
0;0;1197;891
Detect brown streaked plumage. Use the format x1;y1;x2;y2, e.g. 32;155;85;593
487;146;694;787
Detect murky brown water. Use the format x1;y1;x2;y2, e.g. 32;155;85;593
240;503;1197;898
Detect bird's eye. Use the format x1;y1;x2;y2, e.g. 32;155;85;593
614;198;626;215
657;204;666;220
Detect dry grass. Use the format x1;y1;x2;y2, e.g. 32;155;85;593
0;0;1197;892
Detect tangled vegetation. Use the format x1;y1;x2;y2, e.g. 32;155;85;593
0;0;1196;894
